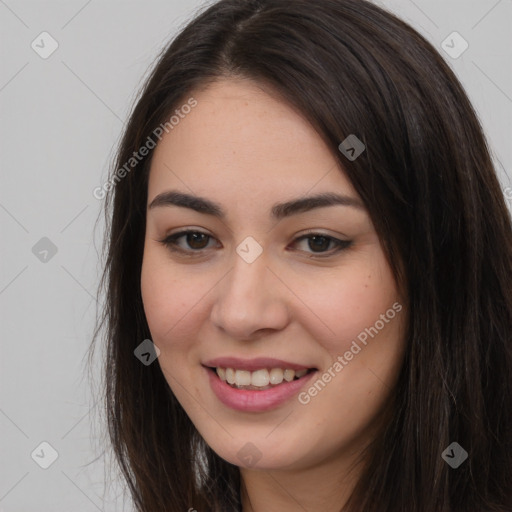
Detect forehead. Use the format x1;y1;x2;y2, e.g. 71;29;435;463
148;78;358;204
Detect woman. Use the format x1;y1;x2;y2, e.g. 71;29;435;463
91;0;512;510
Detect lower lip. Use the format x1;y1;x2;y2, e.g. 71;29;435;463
205;366;317;412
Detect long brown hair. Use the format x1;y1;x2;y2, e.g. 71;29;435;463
90;0;512;510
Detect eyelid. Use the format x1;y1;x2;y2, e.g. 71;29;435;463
164;226;214;238
295;227;349;239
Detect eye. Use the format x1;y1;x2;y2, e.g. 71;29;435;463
291;233;352;256
159;230;219;254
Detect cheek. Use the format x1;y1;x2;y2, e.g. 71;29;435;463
291;254;399;358
140;251;211;345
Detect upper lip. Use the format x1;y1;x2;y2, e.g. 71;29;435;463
203;357;315;372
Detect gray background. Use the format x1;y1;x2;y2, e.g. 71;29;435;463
0;0;511;510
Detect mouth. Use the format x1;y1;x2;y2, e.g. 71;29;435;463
206;366;316;391
202;357;318;412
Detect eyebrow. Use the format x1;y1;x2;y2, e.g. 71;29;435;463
148;190;364;219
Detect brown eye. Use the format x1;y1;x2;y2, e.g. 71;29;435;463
186;232;210;249
159;230;218;253
292;234;352;256
307;235;331;252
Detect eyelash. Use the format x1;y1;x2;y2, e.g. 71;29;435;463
158;229;352;258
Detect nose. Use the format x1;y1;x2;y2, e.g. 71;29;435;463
210;249;290;340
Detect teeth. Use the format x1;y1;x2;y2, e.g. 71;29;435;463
269;368;284;385
251;369;269;387
226;368;236;385
283;369;295;382
235;370;251;386
215;367;311;389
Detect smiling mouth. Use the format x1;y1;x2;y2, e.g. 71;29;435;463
207;366;317;390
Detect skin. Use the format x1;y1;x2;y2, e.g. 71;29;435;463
140;77;407;511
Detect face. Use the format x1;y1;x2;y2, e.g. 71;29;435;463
141;78;406;472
